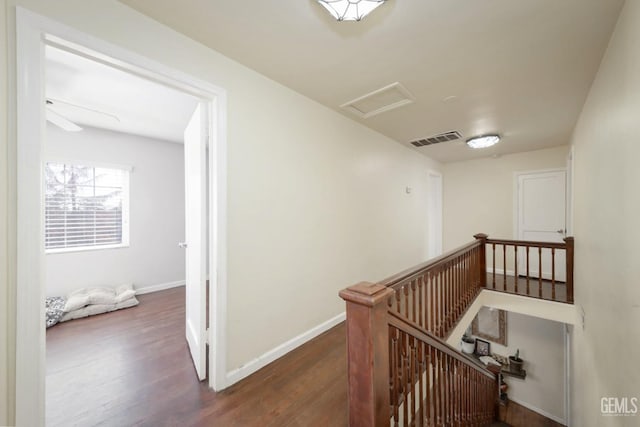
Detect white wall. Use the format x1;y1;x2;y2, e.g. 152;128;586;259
470;311;566;423
1;1;442;420
226;88;440;370
569;1;640;425
44;124;185;297
443;146;568;251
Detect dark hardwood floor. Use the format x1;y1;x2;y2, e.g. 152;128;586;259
486;273;567;303
46;287;348;427
47;286;564;427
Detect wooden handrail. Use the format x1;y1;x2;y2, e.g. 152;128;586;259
379;239;482;288
387;312;498;425
484;234;575;304
385;237;485;339
339;233;575;426
485;237;567;249
388;311;495;379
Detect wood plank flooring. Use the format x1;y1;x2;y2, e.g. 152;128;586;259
47;286;564;427
486;273;568;303
46;287;347;427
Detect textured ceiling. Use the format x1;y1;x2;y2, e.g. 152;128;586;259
120;0;624;162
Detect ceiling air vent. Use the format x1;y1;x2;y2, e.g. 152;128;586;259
410;131;463;147
341;82;414;119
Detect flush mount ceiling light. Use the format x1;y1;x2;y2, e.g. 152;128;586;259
317;0;387;21
466;134;501;149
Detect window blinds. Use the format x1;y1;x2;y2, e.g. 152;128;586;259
45;163;128;251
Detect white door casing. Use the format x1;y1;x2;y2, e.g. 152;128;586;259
566;147;574;236
184;103;208;381
16;9;228;425
516;170;567;281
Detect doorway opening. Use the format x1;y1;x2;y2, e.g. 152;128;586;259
43;43;209;425
16;8;228;426
427;171;443;259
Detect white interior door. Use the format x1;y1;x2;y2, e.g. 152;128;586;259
183;103;207;380
517;170;567;281
427;172;443;259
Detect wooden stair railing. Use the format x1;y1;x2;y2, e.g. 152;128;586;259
339;237;495;427
340;282;497;427
381;234;487;339
339;233;575;426
483;236;574;303
388;312;498;426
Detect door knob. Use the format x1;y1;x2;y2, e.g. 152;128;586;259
556;229;565;234
178;242;188;248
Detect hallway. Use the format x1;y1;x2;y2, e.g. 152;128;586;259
47;287;565;426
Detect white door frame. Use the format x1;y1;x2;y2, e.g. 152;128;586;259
15;8;228;426
427;170;443;259
564;324;572;426
566;147;575;236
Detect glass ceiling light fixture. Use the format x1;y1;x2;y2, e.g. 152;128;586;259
317;0;387;22
466;134;501;149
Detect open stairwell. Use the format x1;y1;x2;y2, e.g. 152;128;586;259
446;289;578;351
339;233;575;427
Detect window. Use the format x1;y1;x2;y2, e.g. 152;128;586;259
45;162;130;252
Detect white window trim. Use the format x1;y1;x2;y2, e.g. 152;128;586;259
45;158;134;172
46;242;129;255
44;161;131;254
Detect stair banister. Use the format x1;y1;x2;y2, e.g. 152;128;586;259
340;233;575;426
564;236;574;303
339;282;394;427
474;233;488;288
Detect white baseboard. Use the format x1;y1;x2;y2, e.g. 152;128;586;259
509;396;567;425
225;312;346;385
135;280;184;295
487;267;516;276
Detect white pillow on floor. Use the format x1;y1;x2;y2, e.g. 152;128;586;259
63;284;135;312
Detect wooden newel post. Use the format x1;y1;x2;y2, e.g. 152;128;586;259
564;237;574;303
339;282;394;427
474;233;488;288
